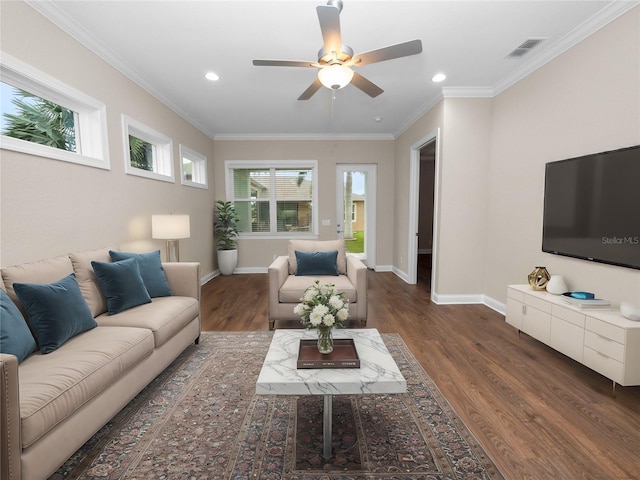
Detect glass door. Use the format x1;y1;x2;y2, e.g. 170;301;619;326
336;164;376;269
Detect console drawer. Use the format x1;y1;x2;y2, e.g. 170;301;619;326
507;288;524;302
584;330;624;362
551;304;585;327
583;346;624;383
585;316;625;344
524;294;552;314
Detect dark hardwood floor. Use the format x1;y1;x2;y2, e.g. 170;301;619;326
200;261;640;480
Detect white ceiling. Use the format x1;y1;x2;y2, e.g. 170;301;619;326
28;0;637;139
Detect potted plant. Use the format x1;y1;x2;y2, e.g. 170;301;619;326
214;200;240;275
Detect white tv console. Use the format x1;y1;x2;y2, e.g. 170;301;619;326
506;285;640;395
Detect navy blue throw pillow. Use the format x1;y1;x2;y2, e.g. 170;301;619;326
109;250;172;298
13;274;97;354
0;289;37;362
295;250;339;276
92;257;151;315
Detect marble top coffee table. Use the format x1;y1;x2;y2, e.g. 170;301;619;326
256;328;406;459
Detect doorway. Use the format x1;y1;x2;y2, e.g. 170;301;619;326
417;143;436;289
407;129;440;290
336;164;377;269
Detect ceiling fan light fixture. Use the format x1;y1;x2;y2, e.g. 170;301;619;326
318;64;354;90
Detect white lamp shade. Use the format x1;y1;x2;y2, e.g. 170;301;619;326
318;64;354;90
152;214;190;239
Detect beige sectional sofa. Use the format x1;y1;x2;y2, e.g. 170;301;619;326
268;239;367;329
0;248;201;480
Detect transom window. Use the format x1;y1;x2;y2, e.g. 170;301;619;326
225;160;318;236
122;116;173;182
180;144;208;189
1;53;109;169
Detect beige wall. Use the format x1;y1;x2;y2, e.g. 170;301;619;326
2;1;638;307
485;6;640;307
394;101;444;277
393;98;492;297
0;2;217;275
394;7;639;305
213;138;395;269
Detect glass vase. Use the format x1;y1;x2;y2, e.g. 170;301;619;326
317;327;334;354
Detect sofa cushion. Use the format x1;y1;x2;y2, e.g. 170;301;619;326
288;240;347;275
279;275;357;304
295;250;339;276
96;296;199;348
109;250;172;298
17;326;154;449
69;248;112;318
92;258;152;315
14;274;97;354
1;255;74;315
0;290;36;362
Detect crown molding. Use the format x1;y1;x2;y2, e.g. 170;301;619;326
441;87;495;98
25;0;218;141
393;91;444;138
492;1;639;96
213;132;394;141
26;0;639;141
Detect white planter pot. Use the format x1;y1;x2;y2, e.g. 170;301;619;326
217;249;238;275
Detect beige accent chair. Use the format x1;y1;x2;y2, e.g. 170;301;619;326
268;239;367;330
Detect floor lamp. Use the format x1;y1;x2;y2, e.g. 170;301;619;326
152;214;190;261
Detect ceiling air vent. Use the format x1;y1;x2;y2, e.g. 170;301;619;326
506;38;546;58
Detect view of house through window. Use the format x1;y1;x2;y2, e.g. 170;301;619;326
230;166;315;235
1;81;78;153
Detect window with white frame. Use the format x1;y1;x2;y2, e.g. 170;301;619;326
226;160;318;236
180;144;207;189
122;116;174;182
0;53;109;169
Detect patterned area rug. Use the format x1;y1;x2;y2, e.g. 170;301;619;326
50;331;504;480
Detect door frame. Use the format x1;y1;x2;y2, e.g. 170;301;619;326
336;164;377;269
407;129;440;288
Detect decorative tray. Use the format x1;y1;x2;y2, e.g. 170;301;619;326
297;339;361;369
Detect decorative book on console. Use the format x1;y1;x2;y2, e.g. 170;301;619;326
560;296;611;310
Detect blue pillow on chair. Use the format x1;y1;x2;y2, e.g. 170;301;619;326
92;257;152;315
295;250;339;276
13;274;97;354
109;250;172;298
0;289;36;362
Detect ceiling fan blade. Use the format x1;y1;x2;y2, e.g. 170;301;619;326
350;72;384;98
316;5;342;56
351;39;423;66
253;59;317;68
298;78;323;100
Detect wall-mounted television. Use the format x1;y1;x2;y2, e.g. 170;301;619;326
542;145;640;270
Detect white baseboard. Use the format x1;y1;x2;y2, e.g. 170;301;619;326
374;265;394;272
234;267;268;274
204;265;508;316
201;270;218;285
431;292;506;315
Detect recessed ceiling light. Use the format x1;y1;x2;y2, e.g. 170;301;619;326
432;73;446;83
205;72;219;81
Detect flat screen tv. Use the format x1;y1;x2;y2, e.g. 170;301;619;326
542;145;640;270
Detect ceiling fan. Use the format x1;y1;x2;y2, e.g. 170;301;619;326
252;0;423;100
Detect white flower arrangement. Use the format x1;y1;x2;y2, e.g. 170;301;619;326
295;280;349;330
